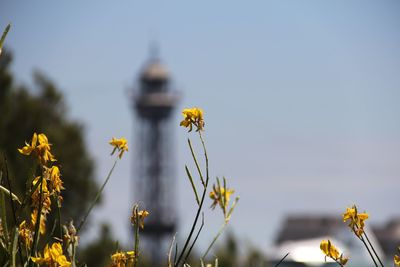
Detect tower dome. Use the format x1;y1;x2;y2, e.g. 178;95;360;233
140;60;169;82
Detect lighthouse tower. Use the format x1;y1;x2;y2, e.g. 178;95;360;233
132;50;179;264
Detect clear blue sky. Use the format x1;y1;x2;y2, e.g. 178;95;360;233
1;0;400;252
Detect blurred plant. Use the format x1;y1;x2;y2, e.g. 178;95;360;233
110;250;135;267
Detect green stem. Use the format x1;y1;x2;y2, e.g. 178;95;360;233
29;175;45;267
133;219;140;267
167;235;176;267
0;172;10;249
56;197;62;240
175;132;209;267
188;138;205;187
359;235;379;267
0;23;11;49
183;213;204;264
274;252;289;267
76;159;118;233
11;228;18;267
0;186;21;205
363;231;384;267
185;165;200;205
201;221;227;261
3;157;24;266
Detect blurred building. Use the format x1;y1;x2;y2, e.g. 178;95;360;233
269;214;397;267
372;218;400;257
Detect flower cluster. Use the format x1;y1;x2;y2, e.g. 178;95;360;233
180;107;205;132
130;206;150;229
17;133;66;248
18;133;56;165
109;137;129;159
110;250;135;267
31;242;71;267
209;177;238;222
320;240;349;266
342;205;369;237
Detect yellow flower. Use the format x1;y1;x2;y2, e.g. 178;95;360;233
209;181;234;218
343;205;369;237
45;166;65;194
109;137;129;158
31;242;71;267
31;176;52;215
18;133;56;165
130;206;150;229
180;107;205;132
18;220;33;247
31;209;47;235
395;254;400;267
320;240;348;266
110;250;135;267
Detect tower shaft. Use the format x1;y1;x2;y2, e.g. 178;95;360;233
132;57;179;265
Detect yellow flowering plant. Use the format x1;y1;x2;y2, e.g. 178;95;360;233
110;250;135;267
180;107;205;132
171;107;239;267
320;205;387;267
109;137;129;159
0;103;241;267
130;204;150;267
320;240;348;267
31;242;71;267
342;205;384;267
0;131;129;267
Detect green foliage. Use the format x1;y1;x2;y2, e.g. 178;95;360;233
0;50;99;229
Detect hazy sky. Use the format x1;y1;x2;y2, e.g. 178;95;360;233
1;1;400;252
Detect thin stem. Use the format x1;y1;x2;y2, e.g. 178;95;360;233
274;252;289;267
359;235;379;267
198;132;209;186
188;139;205;187
167;235;176;267
174;183;207;266
363;231;384;267
3;157;24;266
185;165;200;205
77;159;118;233
133;217;140;267
29;175;45;267
175;132;209;267
183;213;204;264
202;222;227;261
0;171;10;248
0;23;11;48
56;197;62;240
333;259;345;267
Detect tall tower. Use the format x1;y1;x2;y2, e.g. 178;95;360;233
132;51;179;264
